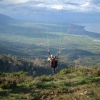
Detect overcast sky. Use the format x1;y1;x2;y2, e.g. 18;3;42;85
0;0;100;22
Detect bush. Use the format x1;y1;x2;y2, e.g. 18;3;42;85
91;77;100;82
0;78;17;89
59;68;72;75
97;69;100;76
38;75;54;82
79;79;87;85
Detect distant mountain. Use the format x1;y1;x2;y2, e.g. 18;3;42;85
0;14;17;25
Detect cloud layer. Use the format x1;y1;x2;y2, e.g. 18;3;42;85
0;0;100;11
0;0;100;21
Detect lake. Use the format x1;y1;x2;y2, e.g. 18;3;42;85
75;23;100;34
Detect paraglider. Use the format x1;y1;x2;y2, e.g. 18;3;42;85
47;51;60;74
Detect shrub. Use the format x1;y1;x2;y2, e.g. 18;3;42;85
91;77;100;82
0;78;17;89
97;69;100;76
59;68;72;75
79;79;87;85
39;75;54;82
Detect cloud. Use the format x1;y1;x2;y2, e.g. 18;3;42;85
89;0;100;5
0;0;100;19
0;0;99;12
50;5;63;10
0;0;29;4
81;2;89;7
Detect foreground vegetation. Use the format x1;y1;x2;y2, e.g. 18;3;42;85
0;67;100;100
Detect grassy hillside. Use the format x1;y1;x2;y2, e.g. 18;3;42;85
0;67;100;100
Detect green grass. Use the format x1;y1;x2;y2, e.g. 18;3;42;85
0;67;100;100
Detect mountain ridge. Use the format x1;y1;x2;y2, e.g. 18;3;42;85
0;14;19;25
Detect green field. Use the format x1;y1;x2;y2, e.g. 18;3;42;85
0;31;100;53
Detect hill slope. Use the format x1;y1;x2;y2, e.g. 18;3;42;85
0;67;100;100
0;14;17;25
